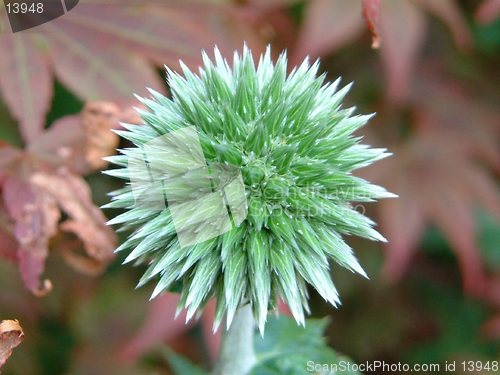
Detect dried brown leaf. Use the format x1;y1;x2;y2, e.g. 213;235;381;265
119;106;143;127
59;243;107;276
0;101;121;294
31;169;116;265
29;101;120;174
81;102;120;171
0;320;24;369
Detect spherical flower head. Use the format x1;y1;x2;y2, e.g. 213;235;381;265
104;46;395;333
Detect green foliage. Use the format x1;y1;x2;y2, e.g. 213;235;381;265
162;316;361;375
36;317;76;375
162;348;208;375
407;281;499;364
478;210;500;268
0;99;22;147
251;316;361;375
473;19;500;54
106;46;393;333
44;80;83;128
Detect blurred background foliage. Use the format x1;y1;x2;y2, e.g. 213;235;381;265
0;0;499;374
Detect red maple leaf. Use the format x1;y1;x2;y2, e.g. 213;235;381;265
0;0;264;145
363;65;500;297
291;0;472;103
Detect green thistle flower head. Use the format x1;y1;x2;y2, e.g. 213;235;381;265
104;46;394;333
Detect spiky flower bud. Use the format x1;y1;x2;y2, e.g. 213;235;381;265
104;46;394;333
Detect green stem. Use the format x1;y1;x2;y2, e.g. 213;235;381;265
213;304;257;375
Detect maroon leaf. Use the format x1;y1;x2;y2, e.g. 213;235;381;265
119;293;196;362
378;0;471;102
482;315;500;339
476;0;500;24
362;0;381;48
379;160;426;282
46;2;205;68
28;115;86;172
365;64;500;295
291;0;364;64
44;1;262;68
426;172;487;296
0;320;24;369
481;277;500;338
293;0;471;104
485;278;500;309
414;66;500;174
416;0;472;50
67;273;154;375
379;0;426;103
0;34;52;144
2;176;59;296
0;0;265;139
376;127;497;295
0;228;17;263
43;27;163;105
